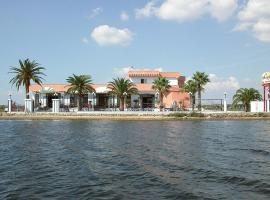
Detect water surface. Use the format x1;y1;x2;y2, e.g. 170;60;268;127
1;120;270;199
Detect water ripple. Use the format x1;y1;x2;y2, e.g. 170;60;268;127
1;120;270;199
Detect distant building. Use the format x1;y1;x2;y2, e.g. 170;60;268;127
29;70;190;110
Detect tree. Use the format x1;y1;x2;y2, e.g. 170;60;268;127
233;88;262;112
152;77;171;111
184;79;197;111
192;72;210;111
66;74;95;111
108;78;138;111
9;59;46;98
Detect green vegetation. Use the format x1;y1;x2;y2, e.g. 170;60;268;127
152;77;171;111
0;105;5;112
192;72;210;111
183;79;197;111
9;59;46;98
169;112;205;118
232;88;262;112
66;74;95;111
108;78;138;111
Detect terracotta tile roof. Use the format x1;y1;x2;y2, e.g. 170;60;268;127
128;71;180;78
160;72;180;78
29;84;108;93
128;71;160;77
30;83;182;93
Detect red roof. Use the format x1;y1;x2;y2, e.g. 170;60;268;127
128;71;180;78
29;83;182;93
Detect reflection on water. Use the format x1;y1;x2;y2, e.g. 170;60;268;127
1;120;270;199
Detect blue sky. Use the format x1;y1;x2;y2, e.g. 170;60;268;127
0;0;270;104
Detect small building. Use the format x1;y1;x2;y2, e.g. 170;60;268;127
29;70;190;111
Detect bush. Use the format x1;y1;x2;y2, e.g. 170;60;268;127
169;112;205;118
189;112;205;117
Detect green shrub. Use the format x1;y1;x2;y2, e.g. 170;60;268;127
189;112;205;117
169;112;205;118
168;113;187;117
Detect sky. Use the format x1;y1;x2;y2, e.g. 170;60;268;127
0;0;270;104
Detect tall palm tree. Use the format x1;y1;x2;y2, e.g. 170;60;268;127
108;78;138;111
233;88;262;112
152;77;171;111
192;72;210;111
66;74;95;111
9;59;46;98
184;79;197;111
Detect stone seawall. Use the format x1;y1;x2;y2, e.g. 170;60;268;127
1;111;270;120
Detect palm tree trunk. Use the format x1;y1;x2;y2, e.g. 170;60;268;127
198;88;202;111
120;97;124;111
77;96;82;111
159;93;163;111
26;81;30;99
192;95;195;111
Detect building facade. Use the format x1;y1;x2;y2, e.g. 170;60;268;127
262;72;270;112
29;70;190;111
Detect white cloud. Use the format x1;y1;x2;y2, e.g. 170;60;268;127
209;0;238;22
120;11;130;21
91;25;134;46
205;74;240;91
88;7;103;19
135;1;157;19
81;37;89;44
235;0;270;42
113;67;163;77
135;0;238;22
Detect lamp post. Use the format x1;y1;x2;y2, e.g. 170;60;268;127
224;92;227;112
155;92;159;109
8;93;12;113
92;92;96;110
123;92;127;111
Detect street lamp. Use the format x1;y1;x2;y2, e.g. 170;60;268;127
224;92;227;112
123;92;127;110
7;93;12;113
92;92;96;110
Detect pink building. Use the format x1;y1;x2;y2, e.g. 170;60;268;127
29;70;190;111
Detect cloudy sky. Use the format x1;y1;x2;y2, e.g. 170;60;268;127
0;0;270;104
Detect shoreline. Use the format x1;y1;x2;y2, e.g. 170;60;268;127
1;112;270;121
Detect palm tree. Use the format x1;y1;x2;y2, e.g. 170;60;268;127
9;59;46;98
66;74;95;111
192;72;210;111
184;79;197;111
108;78;138;111
233;88;262;112
152;77;171;111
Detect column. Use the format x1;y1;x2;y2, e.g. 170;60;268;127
264;85;266;112
8;99;12;113
223;92;227;112
52;99;60;113
25;99;33;113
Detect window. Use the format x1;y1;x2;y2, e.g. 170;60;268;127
141;79;147;84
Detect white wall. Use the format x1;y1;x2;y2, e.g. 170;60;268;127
130;77;156;84
130;77;178;85
250;101;264;112
167;78;178;86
